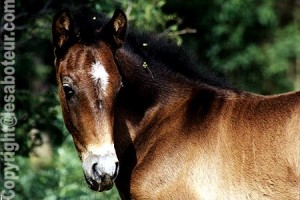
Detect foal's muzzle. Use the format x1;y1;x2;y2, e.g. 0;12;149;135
82;151;119;192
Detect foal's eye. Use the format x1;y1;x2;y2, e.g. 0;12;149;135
63;84;75;100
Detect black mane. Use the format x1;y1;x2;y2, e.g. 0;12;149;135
73;10;232;90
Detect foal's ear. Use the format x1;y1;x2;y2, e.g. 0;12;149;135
52;8;75;56
101;9;127;48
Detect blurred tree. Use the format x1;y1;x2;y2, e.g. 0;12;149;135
164;0;300;94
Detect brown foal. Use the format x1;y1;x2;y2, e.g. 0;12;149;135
52;8;300;199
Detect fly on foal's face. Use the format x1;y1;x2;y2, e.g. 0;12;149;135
52;9;127;191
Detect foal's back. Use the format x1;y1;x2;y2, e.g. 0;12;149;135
188;90;300;199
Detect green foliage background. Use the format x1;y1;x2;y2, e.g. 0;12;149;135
0;0;299;199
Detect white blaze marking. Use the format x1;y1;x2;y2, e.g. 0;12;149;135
91;61;109;96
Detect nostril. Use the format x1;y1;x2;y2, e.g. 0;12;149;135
92;163;101;178
92;162;97;171
114;162;119;178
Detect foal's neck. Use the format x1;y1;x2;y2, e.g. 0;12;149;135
114;48;227;145
114;48;194;143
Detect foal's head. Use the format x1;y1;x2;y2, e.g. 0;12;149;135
52;9;127;191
